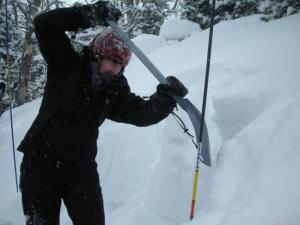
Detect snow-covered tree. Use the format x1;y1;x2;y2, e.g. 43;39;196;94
181;0;258;29
133;0;169;35
0;2;23;110
112;0;139;37
260;0;300;21
216;0;258;21
26;58;47;102
180;0;211;29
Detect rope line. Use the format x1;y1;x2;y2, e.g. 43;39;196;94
171;112;199;149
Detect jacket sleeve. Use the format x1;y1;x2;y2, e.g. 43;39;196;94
33;6;94;68
108;91;169;127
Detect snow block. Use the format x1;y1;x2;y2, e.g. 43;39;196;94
159;18;201;41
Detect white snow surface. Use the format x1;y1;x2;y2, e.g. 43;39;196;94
159;18;201;41
1;14;300;225
132;34;167;54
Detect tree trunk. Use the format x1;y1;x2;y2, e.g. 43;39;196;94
123;0;135;35
172;0;179;10
11;0;18;26
16;0;41;106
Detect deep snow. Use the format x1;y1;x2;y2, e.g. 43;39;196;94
1;13;300;225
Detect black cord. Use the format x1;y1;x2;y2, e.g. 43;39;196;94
171;111;199;149
143;95;199;150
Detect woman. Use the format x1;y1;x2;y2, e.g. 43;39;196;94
18;1;187;225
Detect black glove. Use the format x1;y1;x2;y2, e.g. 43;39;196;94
151;76;188;115
87;1;121;26
165;76;188;97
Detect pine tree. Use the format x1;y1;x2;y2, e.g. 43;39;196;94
0;2;23;110
133;0;169;35
26;59;47;102
260;0;300;21
233;0;259;18
216;0;258;21
0;4;13;60
181;0;259;29
181;0;211;29
0;0;47;111
287;0;300;15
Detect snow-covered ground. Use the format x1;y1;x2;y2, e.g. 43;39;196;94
1;13;300;225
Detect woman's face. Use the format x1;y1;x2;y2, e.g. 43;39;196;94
98;59;123;76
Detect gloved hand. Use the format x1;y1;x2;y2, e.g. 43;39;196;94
88;1;121;26
151;76;188;115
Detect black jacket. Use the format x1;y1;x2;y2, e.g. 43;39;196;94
18;6;168;167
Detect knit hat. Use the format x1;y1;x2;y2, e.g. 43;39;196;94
89;28;132;66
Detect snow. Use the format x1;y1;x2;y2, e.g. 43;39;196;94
132;34;166;54
1;13;300;225
159;18;201;41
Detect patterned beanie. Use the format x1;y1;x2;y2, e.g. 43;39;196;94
89;28;132;66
